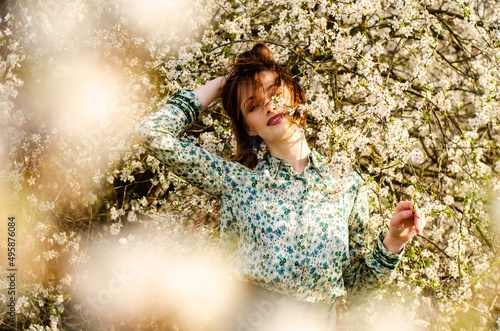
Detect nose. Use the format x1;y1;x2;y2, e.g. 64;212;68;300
266;99;277;113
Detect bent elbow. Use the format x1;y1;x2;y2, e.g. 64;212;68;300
134;117;160;144
134;120;149;140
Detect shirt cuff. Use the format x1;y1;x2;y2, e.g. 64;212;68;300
168;89;204;125
372;232;403;270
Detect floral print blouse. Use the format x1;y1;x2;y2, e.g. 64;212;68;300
135;89;403;304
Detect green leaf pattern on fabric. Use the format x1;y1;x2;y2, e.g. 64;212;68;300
136;89;403;304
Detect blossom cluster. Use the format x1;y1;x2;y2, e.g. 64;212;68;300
0;0;499;329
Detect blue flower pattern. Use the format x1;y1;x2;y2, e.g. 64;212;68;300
136;89;403;304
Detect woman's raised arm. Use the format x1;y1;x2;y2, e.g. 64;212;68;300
192;76;227;109
135;77;249;198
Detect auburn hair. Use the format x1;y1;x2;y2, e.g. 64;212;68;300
221;43;307;169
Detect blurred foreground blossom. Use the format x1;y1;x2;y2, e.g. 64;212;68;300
0;0;499;329
74;223;244;330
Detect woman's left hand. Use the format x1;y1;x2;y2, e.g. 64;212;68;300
382;201;426;254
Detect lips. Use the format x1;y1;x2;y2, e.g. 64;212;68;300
267;114;284;126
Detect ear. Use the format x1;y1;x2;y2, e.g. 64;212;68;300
247;128;257;136
245;123;256;136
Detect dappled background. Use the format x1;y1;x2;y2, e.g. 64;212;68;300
0;0;500;329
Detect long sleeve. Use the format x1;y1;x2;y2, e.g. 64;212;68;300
135;89;248;198
342;173;403;302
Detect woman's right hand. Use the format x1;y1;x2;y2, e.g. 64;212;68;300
193;75;229;109
213;75;229;99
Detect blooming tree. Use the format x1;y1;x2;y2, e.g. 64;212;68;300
0;0;499;329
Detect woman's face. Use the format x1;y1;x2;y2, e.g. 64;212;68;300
240;70;294;144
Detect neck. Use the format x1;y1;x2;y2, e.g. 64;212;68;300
266;129;311;174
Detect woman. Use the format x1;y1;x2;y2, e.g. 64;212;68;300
136;43;425;330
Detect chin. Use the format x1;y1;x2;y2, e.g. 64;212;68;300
267;125;297;142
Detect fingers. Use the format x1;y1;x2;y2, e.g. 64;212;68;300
390;201;427;239
414;209;421;235
415;209;426;236
392;206;426;233
392;209;414;224
395;201;413;213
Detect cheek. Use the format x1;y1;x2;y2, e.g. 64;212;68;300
245;113;259;130
278;93;293;114
282;87;292;104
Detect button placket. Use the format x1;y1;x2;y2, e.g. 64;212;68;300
300;173;313;285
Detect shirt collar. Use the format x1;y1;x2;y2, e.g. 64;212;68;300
256;148;327;179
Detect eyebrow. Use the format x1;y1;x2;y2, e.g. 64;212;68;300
244;96;254;113
242;82;278;112
246;84;276;101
